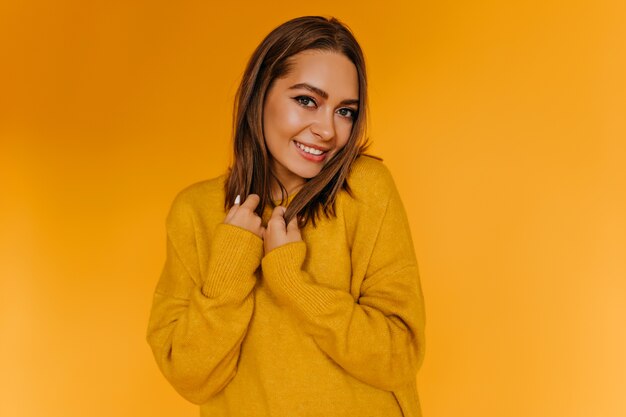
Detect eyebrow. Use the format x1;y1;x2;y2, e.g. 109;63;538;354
288;83;359;106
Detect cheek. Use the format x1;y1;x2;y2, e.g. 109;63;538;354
265;102;304;138
281;107;306;133
336;122;353;148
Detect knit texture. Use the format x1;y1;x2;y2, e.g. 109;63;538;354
146;155;426;417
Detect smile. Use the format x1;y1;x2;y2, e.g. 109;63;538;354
292;140;328;162
294;140;327;155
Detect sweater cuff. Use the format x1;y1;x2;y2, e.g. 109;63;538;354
201;223;263;299
261;241;336;321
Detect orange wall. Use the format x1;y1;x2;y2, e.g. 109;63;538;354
1;1;625;416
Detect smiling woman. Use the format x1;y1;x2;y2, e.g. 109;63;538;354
263;50;359;198
145;15;426;417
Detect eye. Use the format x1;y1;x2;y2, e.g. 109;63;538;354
337;108;357;120
293;96;317;107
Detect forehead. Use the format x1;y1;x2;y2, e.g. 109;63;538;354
277;50;359;99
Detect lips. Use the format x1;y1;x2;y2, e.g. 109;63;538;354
292;140;328;162
294;140;329;154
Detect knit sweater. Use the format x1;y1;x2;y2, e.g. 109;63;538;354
146;155;426;417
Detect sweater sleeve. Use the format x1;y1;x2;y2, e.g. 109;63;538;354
261;178;425;392
146;194;263;404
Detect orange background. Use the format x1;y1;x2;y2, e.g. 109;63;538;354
1;1;625;416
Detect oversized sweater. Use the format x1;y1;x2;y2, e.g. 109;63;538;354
146;155;426;417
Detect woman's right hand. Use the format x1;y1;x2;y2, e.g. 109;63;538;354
223;194;265;239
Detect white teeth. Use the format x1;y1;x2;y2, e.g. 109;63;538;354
296;141;324;155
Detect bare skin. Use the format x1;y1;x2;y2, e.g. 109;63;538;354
264;205;302;254
223;194;264;238
223;194;301;254
224;50;357;254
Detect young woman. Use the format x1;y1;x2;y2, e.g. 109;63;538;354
146;15;426;417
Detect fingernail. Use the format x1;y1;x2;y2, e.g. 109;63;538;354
234;195;241;205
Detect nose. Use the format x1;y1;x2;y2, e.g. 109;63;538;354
310;108;336;141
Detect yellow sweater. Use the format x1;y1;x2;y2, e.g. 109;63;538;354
146;155;426;416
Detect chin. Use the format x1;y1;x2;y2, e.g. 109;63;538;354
299;168;323;179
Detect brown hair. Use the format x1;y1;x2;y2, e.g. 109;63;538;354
224;15;378;227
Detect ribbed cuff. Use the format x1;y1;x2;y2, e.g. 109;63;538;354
201;223;263;300
261;241;336;321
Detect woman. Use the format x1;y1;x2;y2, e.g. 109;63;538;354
146;15;426;417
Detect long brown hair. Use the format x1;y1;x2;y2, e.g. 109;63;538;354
224;15;378;227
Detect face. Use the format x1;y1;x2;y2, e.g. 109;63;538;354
262;49;359;196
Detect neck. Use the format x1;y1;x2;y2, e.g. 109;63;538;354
270;179;304;202
269;159;306;201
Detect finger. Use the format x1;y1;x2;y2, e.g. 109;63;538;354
270;206;287;222
286;217;302;241
241;194;261;211
259;226;266;240
267;206;286;232
224;203;239;223
270;206;287;220
286;216;299;233
234;194;241;205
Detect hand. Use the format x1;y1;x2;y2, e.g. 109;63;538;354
223;194;265;239
264;206;302;254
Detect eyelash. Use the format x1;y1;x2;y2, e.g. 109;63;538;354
293;96;357;120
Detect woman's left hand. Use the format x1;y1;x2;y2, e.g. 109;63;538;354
264;206;302;254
